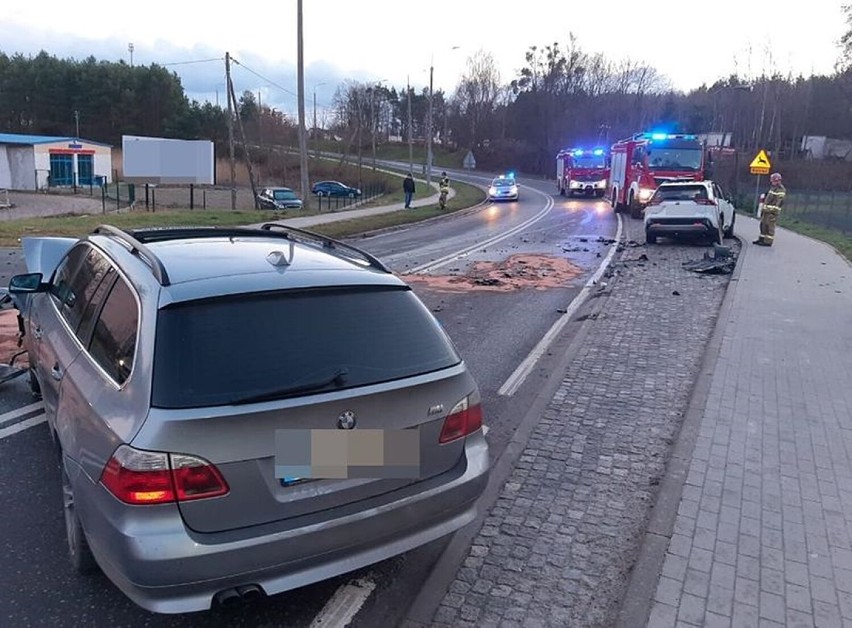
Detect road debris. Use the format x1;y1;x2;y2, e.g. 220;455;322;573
682;246;737;275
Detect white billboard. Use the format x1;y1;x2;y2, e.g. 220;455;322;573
122;135;214;184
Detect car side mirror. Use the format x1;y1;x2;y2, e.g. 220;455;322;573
9;273;45;293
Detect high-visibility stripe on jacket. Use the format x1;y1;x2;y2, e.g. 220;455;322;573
764;184;786;211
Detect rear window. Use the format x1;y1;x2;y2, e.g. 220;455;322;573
653;185;710;202
151;286;461;408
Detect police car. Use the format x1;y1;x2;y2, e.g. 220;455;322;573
488;174;519;202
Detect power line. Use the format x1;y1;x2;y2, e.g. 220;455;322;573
230;57;298;98
161;57;224;67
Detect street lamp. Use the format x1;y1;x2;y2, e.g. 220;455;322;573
128;42;134;67
425;46;460;188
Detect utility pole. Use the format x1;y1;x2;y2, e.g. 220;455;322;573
407;75;413;174
257;90;263;148
128;43;134;67
297;0;310;210
228;76;260;208
74;110;80;138
370;86;377;170
426;63;434;187
225;52;236;209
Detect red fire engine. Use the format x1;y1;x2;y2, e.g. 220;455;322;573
609;132;707;218
555;147;610;197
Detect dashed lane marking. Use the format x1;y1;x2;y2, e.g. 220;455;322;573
308;578;376;628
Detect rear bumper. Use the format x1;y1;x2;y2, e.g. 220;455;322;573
645;218;718;236
77;435;489;614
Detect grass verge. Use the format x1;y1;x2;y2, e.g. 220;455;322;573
0;181;486;247
779;216;852;262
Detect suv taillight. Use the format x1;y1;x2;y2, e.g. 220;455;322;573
100;445;229;505
695;198;717;206
439;397;483;444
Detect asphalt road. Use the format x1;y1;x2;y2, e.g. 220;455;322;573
0;175;618;627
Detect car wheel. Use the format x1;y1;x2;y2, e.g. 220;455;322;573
60;454;98;574
629;192;643;219
348;192;355;199
611;189;620;212
646;231;657;244
723;213;735;238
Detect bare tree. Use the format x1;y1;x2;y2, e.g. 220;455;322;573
453;50;502;150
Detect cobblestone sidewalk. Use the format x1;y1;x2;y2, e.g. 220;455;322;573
428;220;740;627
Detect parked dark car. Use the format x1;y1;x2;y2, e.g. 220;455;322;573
311;181;362;198
257;187;303;210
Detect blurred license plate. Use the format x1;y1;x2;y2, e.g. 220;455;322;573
274;428;421;480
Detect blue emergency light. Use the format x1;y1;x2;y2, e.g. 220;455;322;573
593;149;604;156
573;150;584;156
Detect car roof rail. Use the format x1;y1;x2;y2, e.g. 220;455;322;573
115;224;391;274
259;223;391;273
91;225;171;286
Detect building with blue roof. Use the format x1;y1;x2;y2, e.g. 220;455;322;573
0;133;112;191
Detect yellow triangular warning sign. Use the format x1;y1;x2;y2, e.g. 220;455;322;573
749;149;771;169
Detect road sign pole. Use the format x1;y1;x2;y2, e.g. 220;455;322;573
754;174;761;216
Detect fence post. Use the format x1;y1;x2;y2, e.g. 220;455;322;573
102;184;106;214
190;184;195;210
203;190;207;210
152;187;156;212
145;184;150;210
116;183;120;211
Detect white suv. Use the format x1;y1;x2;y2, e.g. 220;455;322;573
644;181;735;244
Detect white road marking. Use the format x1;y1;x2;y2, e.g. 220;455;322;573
0;413;46;440
308;578;376;628
498;213;624;397
409;189;555;274
0;401;44;427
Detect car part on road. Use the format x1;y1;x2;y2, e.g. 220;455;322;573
682;247;737;275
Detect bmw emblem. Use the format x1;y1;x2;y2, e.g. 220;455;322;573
337;411;357;430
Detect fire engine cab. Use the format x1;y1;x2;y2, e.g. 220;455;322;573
556;147;609;197
609;132;707;218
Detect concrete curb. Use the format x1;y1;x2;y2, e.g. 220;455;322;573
614;234;749;627
401;217;625;627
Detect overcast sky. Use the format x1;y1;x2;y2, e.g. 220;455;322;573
1;1;847;118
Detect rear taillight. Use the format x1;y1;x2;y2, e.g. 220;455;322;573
695;198;717;206
100;445;229;505
439;397;483;444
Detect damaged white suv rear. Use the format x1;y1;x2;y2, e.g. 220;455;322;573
644;180;736;245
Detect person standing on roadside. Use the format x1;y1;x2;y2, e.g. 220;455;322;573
754;172;786;247
403;173;416;209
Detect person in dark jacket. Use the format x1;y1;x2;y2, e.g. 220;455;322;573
403;173;416;209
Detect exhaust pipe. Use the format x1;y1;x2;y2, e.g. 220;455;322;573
214;584;266;608
213;588;242;608
237;584;265;601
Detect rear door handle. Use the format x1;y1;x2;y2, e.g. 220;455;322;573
51;364;62;381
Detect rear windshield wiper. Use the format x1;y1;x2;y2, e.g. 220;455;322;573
231;368;349;405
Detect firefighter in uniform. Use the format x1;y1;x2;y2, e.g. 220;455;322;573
754;172;786;247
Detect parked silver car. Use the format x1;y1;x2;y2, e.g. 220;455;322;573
9;224;489;614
